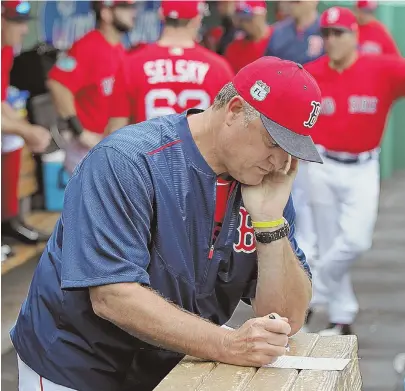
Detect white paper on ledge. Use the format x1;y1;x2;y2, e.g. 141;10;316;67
219;325;351;371
264;356;351;371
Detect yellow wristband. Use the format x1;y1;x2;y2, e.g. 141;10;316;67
252;218;285;229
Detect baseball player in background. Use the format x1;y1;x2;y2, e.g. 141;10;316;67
1;1;51;250
202;0;237;55
105;0;234;135
264;0;324;269
11;56;323;391
47;0;136;174
354;0;400;56
224;1;272;74
305;6;405;336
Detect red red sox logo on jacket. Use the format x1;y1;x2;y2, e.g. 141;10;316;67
233;206;256;253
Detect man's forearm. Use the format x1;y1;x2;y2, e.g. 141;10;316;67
253;235;312;335
46;79;77;118
90;282;229;360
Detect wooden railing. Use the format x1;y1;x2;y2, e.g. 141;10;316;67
154;333;362;391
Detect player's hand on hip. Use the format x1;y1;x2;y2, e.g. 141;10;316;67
241;157;299;221
78;130;102;149
219;314;291;367
25;125;51;153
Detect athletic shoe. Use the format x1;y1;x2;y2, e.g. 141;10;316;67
2;218;50;245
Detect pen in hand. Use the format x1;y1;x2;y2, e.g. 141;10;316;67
269;313;290;353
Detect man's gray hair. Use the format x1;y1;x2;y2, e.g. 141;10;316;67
213;82;260;126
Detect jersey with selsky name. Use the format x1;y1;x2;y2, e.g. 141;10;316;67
110;43;234;123
48;30;126;134
10;110;309;391
305;54;405;153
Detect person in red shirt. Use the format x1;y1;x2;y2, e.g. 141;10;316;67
105;0;234;134
47;1;136;174
1;1;51;252
304;6;405;336
354;0;400;56
224;1;273;74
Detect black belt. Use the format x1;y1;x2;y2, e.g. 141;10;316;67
324;152;374;165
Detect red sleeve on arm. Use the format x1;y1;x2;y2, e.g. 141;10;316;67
1;64;10;101
1;46;14;101
383;56;405;99
382;30;401;56
209;57;235;101
48;42;90;94
110;57;132;118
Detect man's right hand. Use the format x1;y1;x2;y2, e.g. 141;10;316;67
24;125;51;153
220;314;291;367
78;130;102;149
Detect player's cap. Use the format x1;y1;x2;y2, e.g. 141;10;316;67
320;7;358;32
235;1;267;18
1;1;32;22
233;57;323;164
161;0;209;20
356;0;378;11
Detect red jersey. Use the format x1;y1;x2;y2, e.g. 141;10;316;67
358;20;400;56
110;43;234;123
49;30;126;134
305;54;405;153
224;27;272;74
1;46;14;101
127;41;149;55
211;178;235;251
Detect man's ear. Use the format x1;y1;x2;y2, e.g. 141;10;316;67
225;96;244;126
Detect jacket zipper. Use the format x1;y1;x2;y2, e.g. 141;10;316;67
208;178;216;260
208;180;237;260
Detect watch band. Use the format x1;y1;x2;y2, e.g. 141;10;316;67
255;223;290;244
66;115;84;137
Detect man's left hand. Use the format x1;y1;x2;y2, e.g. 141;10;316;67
241;157;298;221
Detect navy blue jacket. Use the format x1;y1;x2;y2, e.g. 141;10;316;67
265;16;324;65
11;111;310;391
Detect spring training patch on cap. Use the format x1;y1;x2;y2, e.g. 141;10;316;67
250;80;270;101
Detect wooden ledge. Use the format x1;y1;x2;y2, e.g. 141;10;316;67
154;333;362;391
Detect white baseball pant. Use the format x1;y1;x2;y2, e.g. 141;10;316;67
308;155;380;324
292;161;318;265
17;355;76;391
